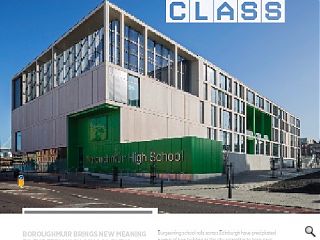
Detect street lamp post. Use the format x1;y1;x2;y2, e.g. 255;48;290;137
224;146;230;176
297;145;301;172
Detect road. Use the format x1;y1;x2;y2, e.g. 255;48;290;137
0;180;314;214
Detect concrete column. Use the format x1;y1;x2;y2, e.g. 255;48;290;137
244;87;248;154
217;108;221;139
52;48;57;88
35;62;40;97
120;12;125;67
22;73;27;105
104;0;110;100
144;27;148;76
231;84;235;152
104;0;110;65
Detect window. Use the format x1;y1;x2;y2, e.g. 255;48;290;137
203;83;208;100
110;20;120;65
220;131;232;151
265;100;270;113
211;105;216;127
239;85;244;99
273;116;279;128
218;91;231;109
280;130;284;144
200;101;204;124
207;128;216;140
268;103;272;114
148;39;175;87
260;141;264;155
15;131;22;152
256;139;260;154
211;87;218;104
26;70;36;102
259;97;264;109
240;101;245;114
266;141;270;155
39;60;53;95
291;147;295;159
222;110;232;130
219;75;232;92
227;78;232;93
273;143;279;157
124;25;144;74
239;116;245;133
240;136;245;153
226;95;232;110
272;129;279;142
255;95;260;107
218;91;224;107
56;27;104;86
234;134;240;152
273;105;279;116
247;90;254;105
147;39;155;78
127;75;140;107
219;74;224;90
177;55;188;90
234;114;238;132
207;67;216;85
290;116;295;125
13;78;22;109
234;98;239;113
233;82;238;95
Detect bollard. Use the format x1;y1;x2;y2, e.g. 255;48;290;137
226;165;230;188
83;176;86;184
227;163;232;199
160;180;164;193
150;164;156;184
120;178;123;188
58;176;61;182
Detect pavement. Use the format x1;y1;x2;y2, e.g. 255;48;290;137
125;168;320;210
0;168;319;213
0;181;288;214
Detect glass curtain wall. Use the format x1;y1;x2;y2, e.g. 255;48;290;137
177;56;188;91
222;110;232;130
109;20;120;65
13;78;22;109
24;28;104;102
127;75;140;107
57;28;104;86
39;60;53;95
206;66;216;85
26;70;36;102
124;25;144;74
147;39;174;86
220;130;232;151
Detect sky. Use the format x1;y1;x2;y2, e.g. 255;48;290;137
0;0;319;148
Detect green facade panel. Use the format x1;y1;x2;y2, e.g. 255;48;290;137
67;104;223;175
246;105;255;133
247;138;255;154
264;114;272;140
246;104;272;139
